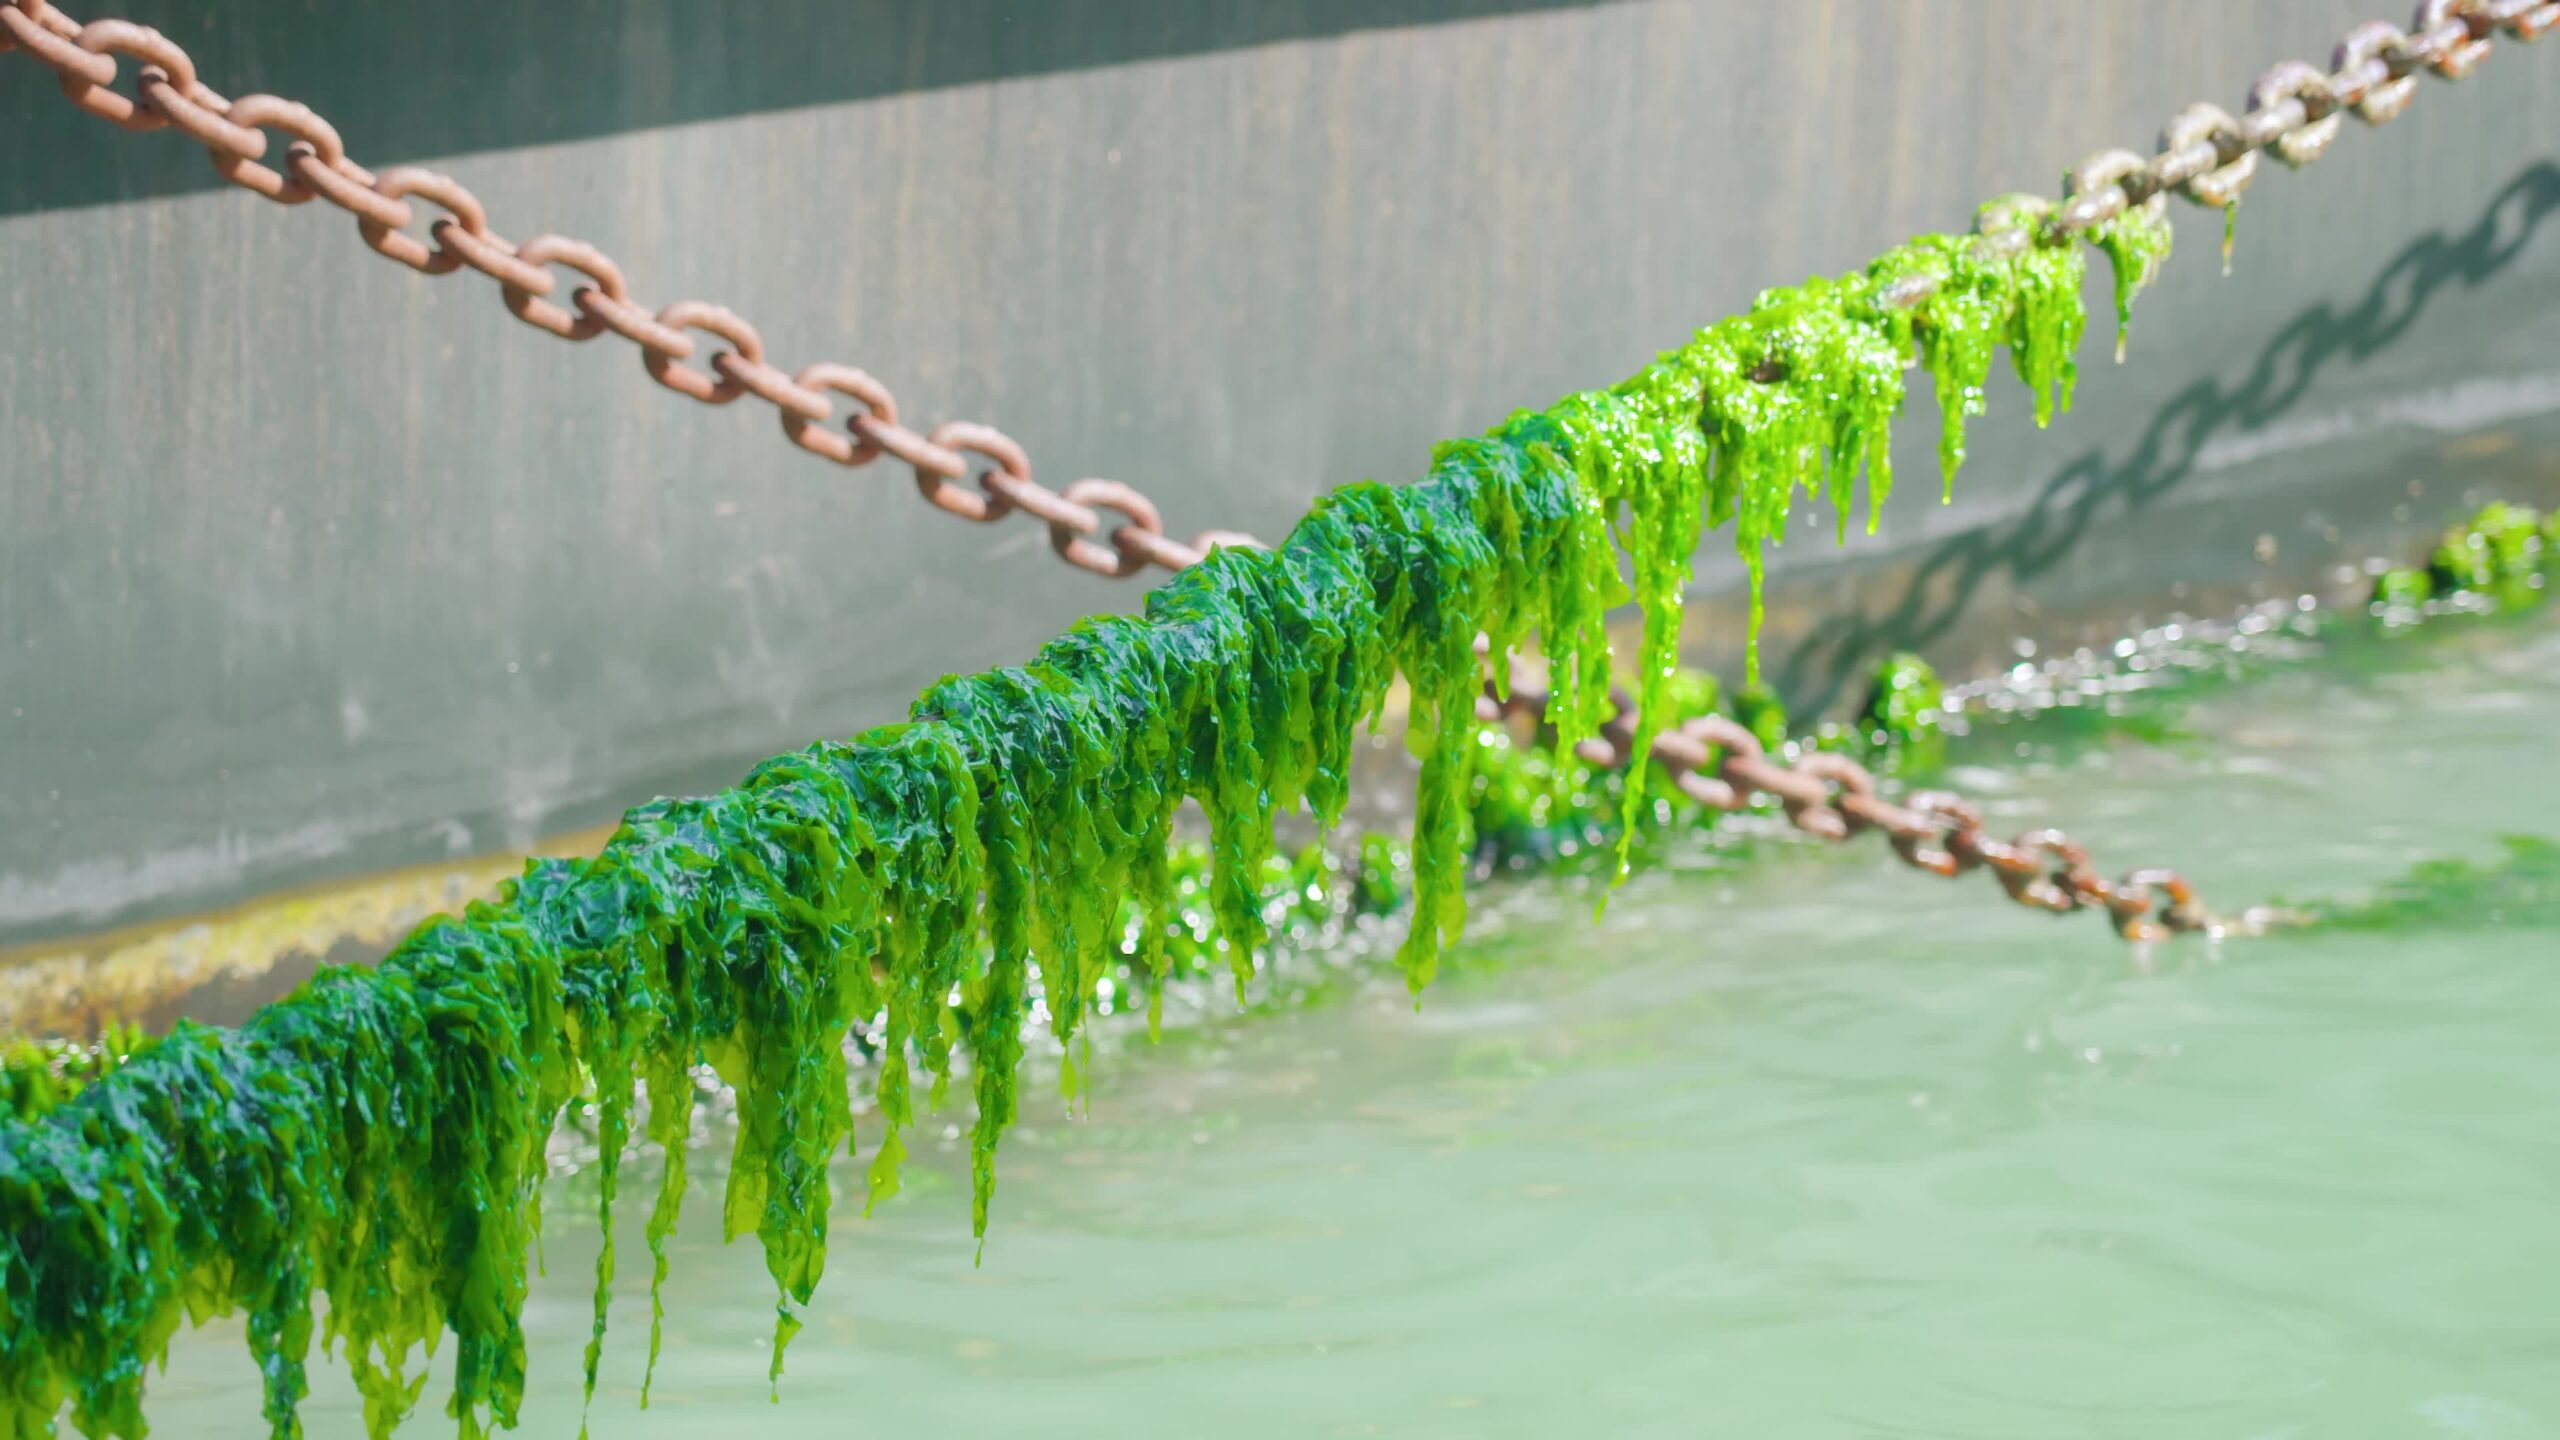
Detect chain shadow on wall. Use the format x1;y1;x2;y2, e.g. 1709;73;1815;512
0;0;1611;218
1771;158;2560;718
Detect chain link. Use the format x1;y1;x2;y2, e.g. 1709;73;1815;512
1478;664;2255;944
1880;0;2555;310
0;0;1257;580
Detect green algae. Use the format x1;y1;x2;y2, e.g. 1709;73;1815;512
1;182;2211;1440
2371;565;2437;613
2372;501;2555;620
1733;682;1792;756
2425;500;2550;608
2085;195;2174;361
0;426;1610;1440
1105;837;1407;1015
1080;652;1936;1024
1689;275;1905;672
1873;200;2087;496
1689;205;2095;687
1582;218;2092;867
0;1027;151;1124
1469;665;1721;868
1858;653;1944;748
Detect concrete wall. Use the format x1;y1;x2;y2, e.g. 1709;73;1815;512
5;0;2557;944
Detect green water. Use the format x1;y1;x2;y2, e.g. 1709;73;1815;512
134;610;2560;1437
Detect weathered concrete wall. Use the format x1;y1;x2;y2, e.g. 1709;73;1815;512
4;0;2557;943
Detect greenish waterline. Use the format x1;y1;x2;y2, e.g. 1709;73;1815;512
2290;835;2560;934
4;201;2196;1440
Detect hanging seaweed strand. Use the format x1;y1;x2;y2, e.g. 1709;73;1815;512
0;199;2178;1440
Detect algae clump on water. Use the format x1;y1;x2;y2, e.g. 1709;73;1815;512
0;200;2176;1440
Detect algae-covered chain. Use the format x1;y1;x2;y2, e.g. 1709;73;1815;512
4;6;2558;1439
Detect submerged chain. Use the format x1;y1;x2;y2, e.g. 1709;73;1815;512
1479;665;2260;944
0;0;1260;579
1878;0;2557;309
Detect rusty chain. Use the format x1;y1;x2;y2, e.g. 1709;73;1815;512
1873;0;2557;310
0;0;1260;580
1477;665;2253;945
0;0;2543;572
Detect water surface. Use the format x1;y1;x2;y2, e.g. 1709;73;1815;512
145;610;2560;1437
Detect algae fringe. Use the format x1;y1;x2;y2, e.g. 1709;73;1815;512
0;204;2176;1439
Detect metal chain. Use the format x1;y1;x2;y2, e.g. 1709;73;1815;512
0;0;2543;570
1478;665;2254;944
1877;0;2558;310
0;0;1261;580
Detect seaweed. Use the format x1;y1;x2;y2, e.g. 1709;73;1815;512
2086;194;2174;361
0;1027;152;1124
2371;501;2555;622
0;199;2175;1440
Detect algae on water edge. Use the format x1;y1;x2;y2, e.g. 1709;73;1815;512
2371;501;2558;621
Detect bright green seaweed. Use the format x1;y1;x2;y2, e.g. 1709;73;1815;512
2371;501;2557;620
0;198;2177;1440
0;1028;152;1125
2086;194;2174;361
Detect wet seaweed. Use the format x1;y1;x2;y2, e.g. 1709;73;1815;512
2371;500;2555;621
0;204;2174;1440
1871;201;2087;499
2087;195;2174;361
0;1027;151;1124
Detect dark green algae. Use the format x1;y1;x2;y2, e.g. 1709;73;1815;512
0;212;2173;1440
